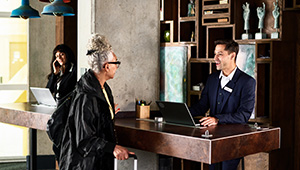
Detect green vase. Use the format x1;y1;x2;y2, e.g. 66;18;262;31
164;30;170;42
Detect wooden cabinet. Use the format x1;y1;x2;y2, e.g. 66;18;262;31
160;0;200;104
202;0;232;25
234;0;282;41
160;0;300;169
187;0;283;123
284;0;300;8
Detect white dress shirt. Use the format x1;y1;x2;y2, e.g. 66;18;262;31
219;67;237;88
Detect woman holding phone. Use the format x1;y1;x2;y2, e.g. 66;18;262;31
46;44;77;102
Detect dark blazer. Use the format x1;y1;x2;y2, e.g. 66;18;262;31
190;67;256;124
46;64;77;101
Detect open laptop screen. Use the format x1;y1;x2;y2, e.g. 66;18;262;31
30;87;57;107
156;101;200;127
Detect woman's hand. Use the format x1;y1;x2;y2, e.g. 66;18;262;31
114;103;120;114
113;145;135;160
52;59;61;75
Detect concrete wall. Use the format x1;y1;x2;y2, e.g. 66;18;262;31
78;0;160;169
28;0;56;155
28;1;55;89
78;0;160;111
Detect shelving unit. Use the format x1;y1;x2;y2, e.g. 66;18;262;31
160;0;288;121
160;0;199;104
252;41;273;123
160;0;300;169
234;0;283;40
284;0;300;8
202;0;231;25
295;0;300;7
206;24;235;58
160;20;174;44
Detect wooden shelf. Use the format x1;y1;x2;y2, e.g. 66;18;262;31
179;16;196;22
160;42;183;47
256;58;272;63
203;13;230;19
190;58;214;63
179;41;197;45
202;0;231;25
203;0;229;5
203;0;222;1
189;90;202;95
203;4;230;10
235;39;281;44
160;42;197;47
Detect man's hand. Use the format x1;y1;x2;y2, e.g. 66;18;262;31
113;145;135;160
200;117;219;126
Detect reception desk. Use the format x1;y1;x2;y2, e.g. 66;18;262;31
0;103;280;168
115;119;280;164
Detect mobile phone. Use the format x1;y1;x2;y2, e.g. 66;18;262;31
54;61;60;67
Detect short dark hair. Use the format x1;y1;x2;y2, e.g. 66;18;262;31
214;39;239;56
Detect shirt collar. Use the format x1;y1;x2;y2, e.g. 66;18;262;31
219;67;237;80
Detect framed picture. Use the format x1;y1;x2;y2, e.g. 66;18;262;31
237;44;256;119
237;44;256;79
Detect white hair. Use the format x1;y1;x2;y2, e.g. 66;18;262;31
86;34;113;73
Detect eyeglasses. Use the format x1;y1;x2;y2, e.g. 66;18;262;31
107;61;121;68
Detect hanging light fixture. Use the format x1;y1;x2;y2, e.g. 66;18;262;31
39;0;71;3
41;0;75;16
10;0;40;19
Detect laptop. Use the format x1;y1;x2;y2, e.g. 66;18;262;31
30;87;57;108
156;101;203;127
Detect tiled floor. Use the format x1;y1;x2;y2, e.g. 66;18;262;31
0;162;26;170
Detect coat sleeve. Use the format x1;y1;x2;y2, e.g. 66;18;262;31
46;73;57;93
72;95;116;157
57;67;77;99
189;77;211;117
215;77;256;124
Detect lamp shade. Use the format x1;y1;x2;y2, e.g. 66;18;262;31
39;0;71;3
10;0;40;19
41;0;75;16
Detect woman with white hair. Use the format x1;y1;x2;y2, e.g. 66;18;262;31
59;34;133;170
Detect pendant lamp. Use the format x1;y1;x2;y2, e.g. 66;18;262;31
10;0;40;19
41;0;75;16
39;0;71;3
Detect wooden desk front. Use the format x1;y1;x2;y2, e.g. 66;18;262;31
0;103;280;165
115;119;280;164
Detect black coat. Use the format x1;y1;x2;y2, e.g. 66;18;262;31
59;69;116;170
46;64;77;101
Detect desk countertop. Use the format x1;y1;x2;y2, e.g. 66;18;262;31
0;103;54;130
0;103;280;164
115;118;280;164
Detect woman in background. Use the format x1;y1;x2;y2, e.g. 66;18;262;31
46;44;77;102
46;44;77;163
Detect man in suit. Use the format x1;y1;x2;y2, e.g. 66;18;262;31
189;39;256;170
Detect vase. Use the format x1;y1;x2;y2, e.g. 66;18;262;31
164;30;170;42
